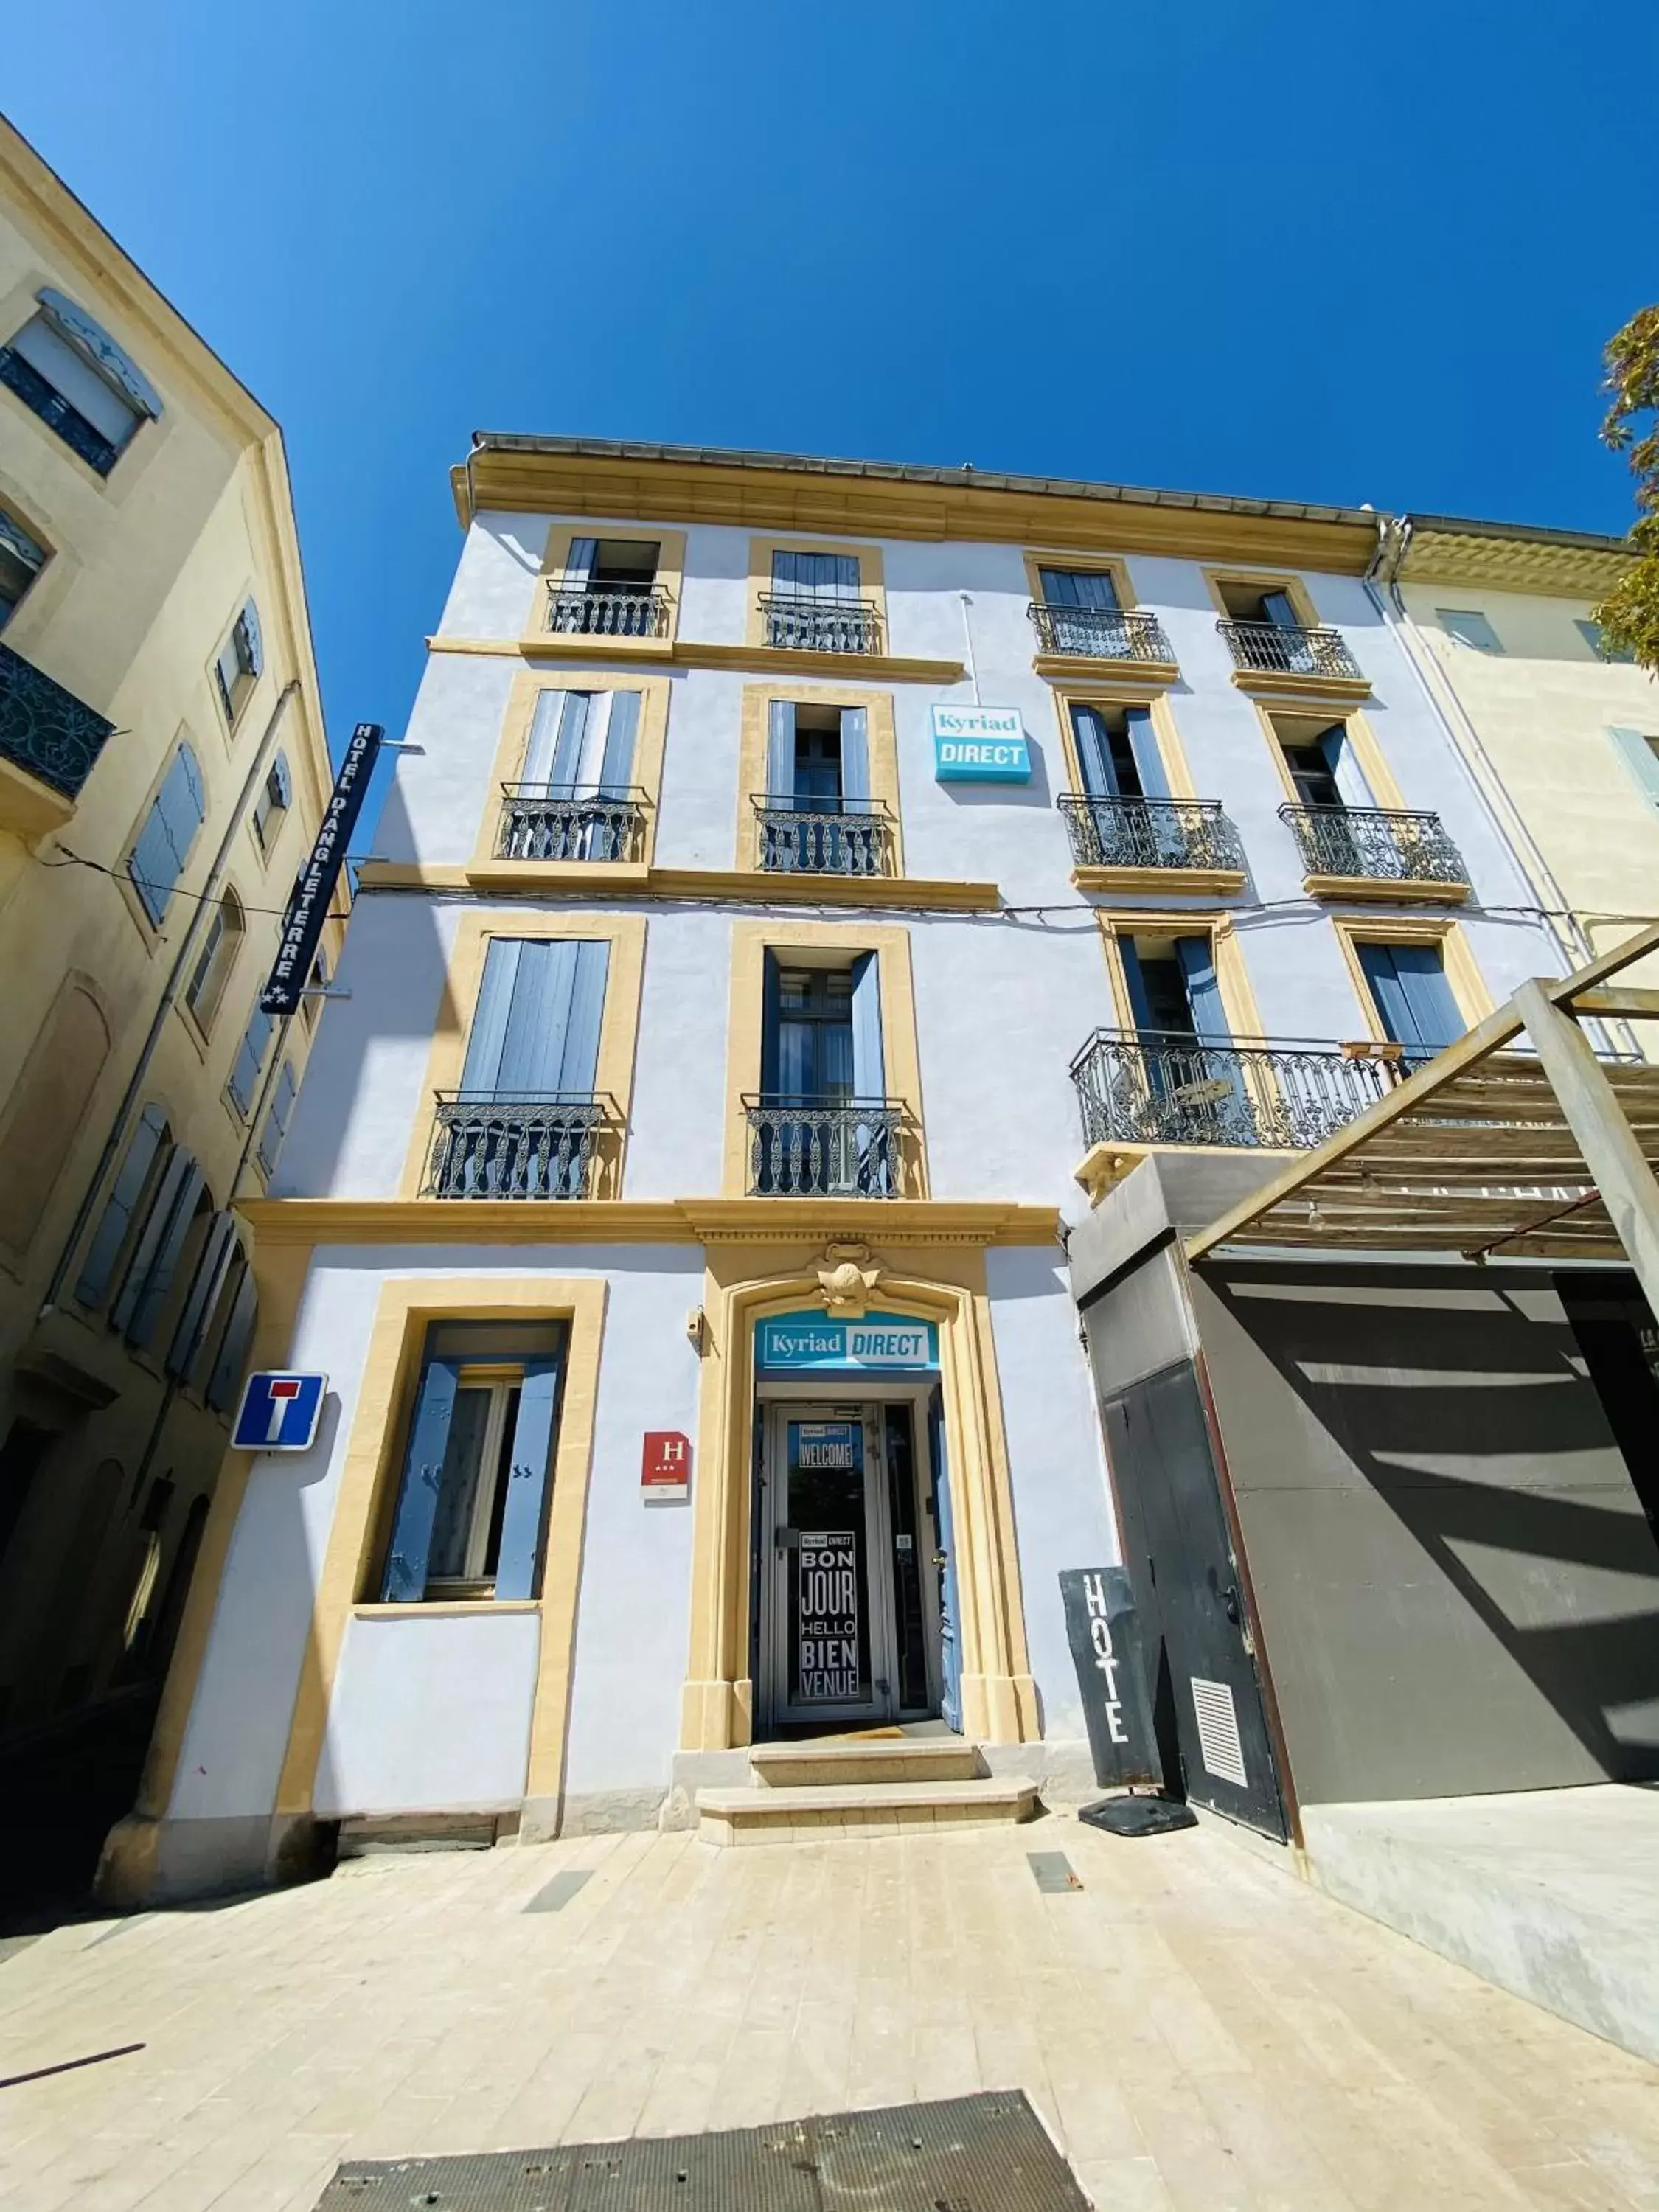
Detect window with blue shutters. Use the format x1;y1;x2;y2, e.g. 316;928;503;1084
772;549;860;600
1068;703;1168;799
1118;931;1253;1139
75;1104;170;1309
0;292;161;476
379;1319;569;1602
214;600;263;725
226;1003;275;1119
462;938;608;1098
128;743;206;924
754;950;894;1194
258;1060;297;1177
1356;940;1465;1070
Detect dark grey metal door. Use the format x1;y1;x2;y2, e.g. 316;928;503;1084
1101;1360;1287;1840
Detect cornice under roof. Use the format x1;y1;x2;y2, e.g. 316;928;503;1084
1398;512;1633;597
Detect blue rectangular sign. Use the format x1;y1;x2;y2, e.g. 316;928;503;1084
232;1371;327;1452
757;1311;939;1373
931;703;1030;782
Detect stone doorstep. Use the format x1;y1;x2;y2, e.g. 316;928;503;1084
696;1776;1039;1846
748;1739;984;1788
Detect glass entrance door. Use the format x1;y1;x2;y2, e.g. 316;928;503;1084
764;1405;894;1727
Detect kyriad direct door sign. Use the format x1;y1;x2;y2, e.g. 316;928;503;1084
932;704;1031;783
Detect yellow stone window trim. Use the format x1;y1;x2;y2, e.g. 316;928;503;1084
271;1273;608;1825
1053;691;1246;898
735;681;904;878
1256;703;1471;904
721;917;927;1200
467;664;672;883
681;1250;1039;1756
1023;549;1180;687
398;910;647;1200
529;522;686;657
1330;914;1495;1045
746;536;888;653
1204;566;1373;703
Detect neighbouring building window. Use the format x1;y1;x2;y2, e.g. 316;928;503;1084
165;1209;242;1382
0;505;47;626
1576;619;1637;664
0;290;161;476
257;1060;296;1176
214;600;263;726
109;1152;211;1351
76;1104;170;1308
301;945;330;1029
184;889;245;1030
1609;728;1659;810
226;1003;275;1119
378;1320;569;1603
251;751;291;852
1438;608;1503;653
128;742;206;924
1356;941;1464;1070
0;978;111;1261
205;1253;257;1413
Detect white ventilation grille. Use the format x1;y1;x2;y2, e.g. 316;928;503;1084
1190;1677;1248;1788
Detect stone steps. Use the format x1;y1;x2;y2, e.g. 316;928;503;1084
696;1739;1037;1845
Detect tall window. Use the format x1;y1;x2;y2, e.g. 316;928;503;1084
773;549;860;600
753;952;893;1195
257;1060;297;1177
1610;728;1659;811
0;506;46;627
1070;703;1168;800
251;752;291;852
1116;931;1253;1139
565;538;659;597
128;743;206;925
521;689;641;796
379;1321;568;1603
76;1105;170;1308
0;291;161;476
226;1004;275;1119
1356;941;1464;1071
214;601;263;726
184;889;244;1030
462;938;608;1099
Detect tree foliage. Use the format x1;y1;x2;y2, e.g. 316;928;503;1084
1593;305;1659;671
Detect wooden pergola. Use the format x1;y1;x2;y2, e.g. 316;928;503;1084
1187;922;1659;1315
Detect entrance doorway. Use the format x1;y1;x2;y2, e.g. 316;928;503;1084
757;1394;948;1736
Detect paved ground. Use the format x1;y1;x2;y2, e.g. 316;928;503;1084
4;1813;1659;2211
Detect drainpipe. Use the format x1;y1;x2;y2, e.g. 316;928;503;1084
40;680;304;1320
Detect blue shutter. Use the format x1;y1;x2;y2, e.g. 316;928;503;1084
270;751;291;808
461;939;522;1091
597;691;641;797
565;536;596;586
1317;723;1374;808
1124;707;1169;800
240;600;263;678
928;1388;962;1733
76;1105;167;1306
109;1144;191;1334
380;1359;462;1601
1175;938;1230;1044
1262;590;1299;629
1038;566;1082;608
760;951;782;1092
1119;939;1158;1035
1070;706;1118;797
521;690;566;785
828;554;859;596
125;1158;206;1348
558;941;609;1093
849;951;885;1095
131;745;204;923
552;692;591;790
228;1006;274;1115
167;1209;237;1378
493;1352;565;1599
498;940;577;1092
259;1060;297;1175
838;707;869;805
1610;728;1659;810
766;700;795;800
206;1265;257;1412
1360;942;1461;1059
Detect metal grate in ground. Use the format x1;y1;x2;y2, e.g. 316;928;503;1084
312;2090;1089;2210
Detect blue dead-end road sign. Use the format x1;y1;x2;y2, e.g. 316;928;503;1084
232;1371;327;1453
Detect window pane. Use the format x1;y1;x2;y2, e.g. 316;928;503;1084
1438;608;1502;653
425;1387;494;1579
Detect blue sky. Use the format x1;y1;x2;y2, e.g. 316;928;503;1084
7;2;1658;764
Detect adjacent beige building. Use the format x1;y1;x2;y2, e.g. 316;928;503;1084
1384;515;1659;1032
0;116;341;1797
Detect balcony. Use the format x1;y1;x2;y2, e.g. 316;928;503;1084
0;345;119;475
1071;1031;1399;1156
423;1092;618;1200
1058;794;1245;889
744;1096;910;1197
496;784;647;863
754;797;890;878
546;583;672;639
1028;603;1175;666
1279;803;1469;899
1217;619;1366;693
0;642;116;835
759;594;883;656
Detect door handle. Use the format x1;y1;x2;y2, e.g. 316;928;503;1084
931;1551;947;1569
1222;1585;1242;1626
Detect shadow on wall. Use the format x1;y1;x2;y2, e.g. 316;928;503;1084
1205;1266;1659;1784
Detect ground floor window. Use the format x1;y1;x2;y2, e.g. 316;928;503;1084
379;1321;567;1604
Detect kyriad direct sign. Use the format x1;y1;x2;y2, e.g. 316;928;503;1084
931;704;1031;782
757;1310;941;1373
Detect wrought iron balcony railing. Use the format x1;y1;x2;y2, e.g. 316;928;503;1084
1058;793;1245;875
0;642;116;801
496;783;647;863
0;346;121;476
1028;603;1175;663
1070;1030;1400;1153
1217;619;1363;681
759;594;883;656
1279;803;1467;886
753;796;890;877
546;583;672;639
744;1095;909;1197
424;1092;616;1200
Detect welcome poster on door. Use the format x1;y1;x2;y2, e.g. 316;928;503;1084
794;1422;862;1703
